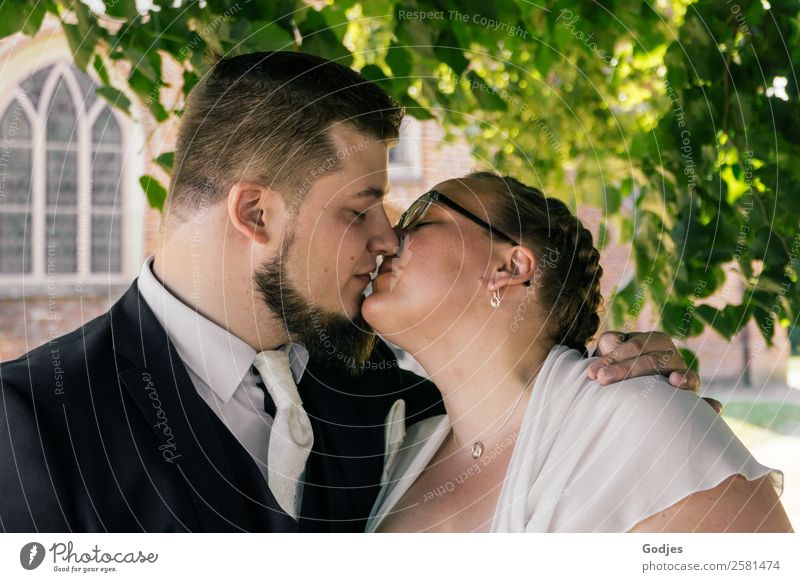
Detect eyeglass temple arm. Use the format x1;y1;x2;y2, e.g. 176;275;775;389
429;191;531;287
430;191;519;246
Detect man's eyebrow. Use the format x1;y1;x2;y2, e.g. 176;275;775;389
352;187;386;199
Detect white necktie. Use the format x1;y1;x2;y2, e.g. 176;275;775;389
252;349;314;520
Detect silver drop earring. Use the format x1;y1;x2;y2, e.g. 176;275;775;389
490;288;501;308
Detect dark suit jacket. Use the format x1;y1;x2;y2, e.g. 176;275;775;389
0;282;444;532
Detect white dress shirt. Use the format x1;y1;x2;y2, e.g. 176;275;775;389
136;256;310;484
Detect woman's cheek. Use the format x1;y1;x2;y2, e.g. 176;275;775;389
397;231;456;297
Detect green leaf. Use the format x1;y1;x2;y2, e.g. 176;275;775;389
0;1;32;39
241;0;301;26
316;2;350;44
751;227;789;270
434;29;469;75
182;70;200;95
21;1;47;37
534;44;555;78
721;303;752;337
386;42;413;79
680;14;717;83
155;152;174;172
603;182;623;215
607;279;640;329
71;0;102;69
678;348;699;373
360;64;389;82
140;175;168;212
393;7;438;59
400;95;435;120
240;20;296;52
105;0;139;20
596;221;608;251
128;68;168;122
298;10;352;67
661;301;704;338
466;71;507;112
95;86;132;116
694;304;752;340
753;306;777;346
63;24;95;70
93;55;110;85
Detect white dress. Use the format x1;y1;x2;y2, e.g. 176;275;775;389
367;345;784;532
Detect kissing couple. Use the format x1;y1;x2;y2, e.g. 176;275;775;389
0;51;789;533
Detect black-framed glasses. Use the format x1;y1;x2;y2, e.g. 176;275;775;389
396;189;522;246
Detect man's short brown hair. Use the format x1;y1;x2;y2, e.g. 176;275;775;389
167;51;404;218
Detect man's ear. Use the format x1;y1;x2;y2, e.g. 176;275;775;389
488;247;537;291
227;181;285;245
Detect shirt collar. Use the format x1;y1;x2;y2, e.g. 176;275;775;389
136;256;309;403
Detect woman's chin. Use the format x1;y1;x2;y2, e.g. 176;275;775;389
362;288;403;337
361;292;385;328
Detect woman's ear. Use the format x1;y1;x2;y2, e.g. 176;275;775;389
227;181;285;245
488;247;537;291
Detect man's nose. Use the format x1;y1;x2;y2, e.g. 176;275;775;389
367;214;401;256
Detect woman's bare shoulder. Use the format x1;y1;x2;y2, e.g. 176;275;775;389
629;474;793;533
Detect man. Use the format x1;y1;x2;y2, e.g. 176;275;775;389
0;52;704;533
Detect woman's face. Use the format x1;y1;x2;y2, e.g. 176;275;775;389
361;178;501;347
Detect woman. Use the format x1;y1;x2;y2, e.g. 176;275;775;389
362;171;790;533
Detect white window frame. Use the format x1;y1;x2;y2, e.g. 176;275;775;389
0;33;145;296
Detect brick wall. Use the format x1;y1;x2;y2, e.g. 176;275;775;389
0;297;113;362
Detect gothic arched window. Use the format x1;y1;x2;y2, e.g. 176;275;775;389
0;60;136;288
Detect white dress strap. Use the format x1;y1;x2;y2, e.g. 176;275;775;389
366;415;450;533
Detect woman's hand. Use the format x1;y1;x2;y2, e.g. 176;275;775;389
586;331;722;413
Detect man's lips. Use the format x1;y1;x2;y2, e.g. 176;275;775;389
351;256;401;290
353;264;379;289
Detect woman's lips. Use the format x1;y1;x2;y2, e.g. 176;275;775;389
378;259;394;275
372;258;403;291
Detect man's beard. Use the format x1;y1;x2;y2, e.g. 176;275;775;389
254;244;378;376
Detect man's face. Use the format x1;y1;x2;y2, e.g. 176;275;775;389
255;124;399;370
285;124;398;319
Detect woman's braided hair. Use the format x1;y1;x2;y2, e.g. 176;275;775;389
466;171;604;355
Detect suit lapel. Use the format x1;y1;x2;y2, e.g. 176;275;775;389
110;283;296;532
